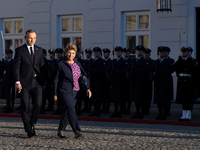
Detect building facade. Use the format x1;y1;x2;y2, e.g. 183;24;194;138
0;0;199;99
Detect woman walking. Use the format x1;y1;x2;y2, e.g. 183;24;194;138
54;43;91;139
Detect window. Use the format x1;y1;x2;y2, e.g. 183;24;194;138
59;15;82;53
3;18;23;53
124;12;150;56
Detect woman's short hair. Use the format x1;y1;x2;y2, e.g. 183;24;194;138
65;43;77;53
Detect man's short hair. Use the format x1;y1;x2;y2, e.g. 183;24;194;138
25;29;36;35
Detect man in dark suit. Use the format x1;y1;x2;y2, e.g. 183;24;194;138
14;29;45;138
1;49;15;113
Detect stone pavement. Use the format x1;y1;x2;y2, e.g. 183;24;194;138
0;117;200;149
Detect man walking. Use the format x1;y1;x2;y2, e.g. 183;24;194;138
14;29;45;138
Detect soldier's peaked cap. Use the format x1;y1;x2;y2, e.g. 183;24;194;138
93;47;101;52
55;48;63;53
135;45;145;51
114;46;123;52
103;48;111;53
6;49;13;54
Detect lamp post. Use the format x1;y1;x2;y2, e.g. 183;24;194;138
157;0;172;12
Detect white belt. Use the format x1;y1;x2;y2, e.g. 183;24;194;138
179;73;191;77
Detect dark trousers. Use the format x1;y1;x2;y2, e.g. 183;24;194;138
58;91;80;133
21;78;42;132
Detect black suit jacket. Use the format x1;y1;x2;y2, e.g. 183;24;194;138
54;59;88;96
14;44;45;88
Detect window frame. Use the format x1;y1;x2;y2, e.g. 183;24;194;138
59;15;83;52
123;11;150;56
2;18;24;55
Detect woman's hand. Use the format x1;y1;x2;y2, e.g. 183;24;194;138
54;95;58;103
86;89;92;98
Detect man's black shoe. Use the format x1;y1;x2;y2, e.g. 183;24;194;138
31;124;36;136
27;131;33;139
75;132;82;139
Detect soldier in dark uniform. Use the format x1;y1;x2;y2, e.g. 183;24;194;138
164;46;175;116
143;48;154;115
53;48;63;115
101;48;112;113
188;46;198;102
88;47;105;117
45;49;57;113
75;47;83;63
81;48;93;113
40;49;48;114
149;46;173;120
126;45;149;119
106;46;126;118
175;46;198;121
74;47;85;116
1;49;15;113
123;47;132;114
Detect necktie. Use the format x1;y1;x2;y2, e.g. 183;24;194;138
30;47;34;62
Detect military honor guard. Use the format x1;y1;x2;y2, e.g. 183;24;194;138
126;45;149;119
106;46;126;118
143;48;154;115
175;46;198;121
88;47;104;117
101;48;112;113
1;49;15;113
149;46;173;120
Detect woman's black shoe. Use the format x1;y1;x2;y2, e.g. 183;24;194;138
57;131;66;138
75;132;82;139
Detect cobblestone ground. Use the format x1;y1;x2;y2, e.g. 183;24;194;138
0;117;200;150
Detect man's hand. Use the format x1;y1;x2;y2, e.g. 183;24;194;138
86;89;92;98
54;95;58;103
16;83;22;93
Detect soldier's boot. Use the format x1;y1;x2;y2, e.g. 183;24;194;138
179;110;187;121
185;110;191;121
